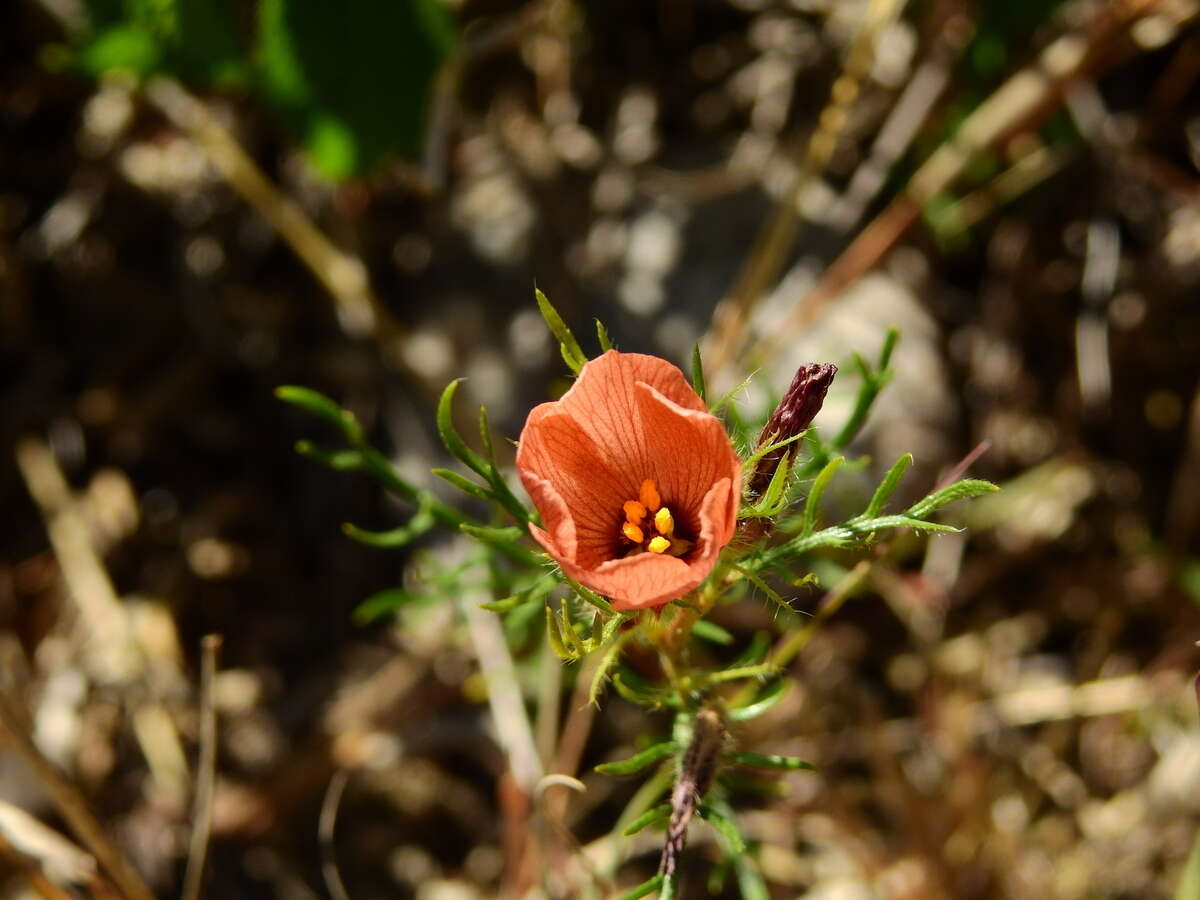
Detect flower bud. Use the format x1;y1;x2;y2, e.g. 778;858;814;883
747;363;836;499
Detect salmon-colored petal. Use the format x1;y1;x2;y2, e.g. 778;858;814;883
631;382;741;540
550;351;706;476
517;405;635;568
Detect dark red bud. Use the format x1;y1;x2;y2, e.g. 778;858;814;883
747;363;836;499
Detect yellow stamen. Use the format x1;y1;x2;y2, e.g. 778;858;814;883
647;535;671;554
621;522;644;543
639;479;661;512
654;506;674;536
623;500;647;525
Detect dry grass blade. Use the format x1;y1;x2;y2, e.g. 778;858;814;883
319;770;352;900
749;0;1188;365
0;687;157;900
704;0;905;375
180;634;222;900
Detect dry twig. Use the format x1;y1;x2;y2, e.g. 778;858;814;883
180;634;222;900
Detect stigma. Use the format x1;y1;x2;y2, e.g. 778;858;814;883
618;479;692;557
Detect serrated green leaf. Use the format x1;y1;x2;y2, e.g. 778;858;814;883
864;453;913;518
905;478;999;518
595;741;679;776
535;289;587;374
588;629;631;705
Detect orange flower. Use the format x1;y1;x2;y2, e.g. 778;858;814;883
517;351;741;612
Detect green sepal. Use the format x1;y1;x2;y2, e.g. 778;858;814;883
545;605;577;660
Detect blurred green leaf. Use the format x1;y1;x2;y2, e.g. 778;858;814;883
256;0;457;178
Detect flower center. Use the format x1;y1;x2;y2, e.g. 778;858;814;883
619;479;694;557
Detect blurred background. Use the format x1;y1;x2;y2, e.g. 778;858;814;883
3;0;1200;897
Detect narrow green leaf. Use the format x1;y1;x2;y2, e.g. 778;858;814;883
728;680;789;722
691;343;706;404
622;803;671;836
618;875;664;900
596;741;679;776
613;670;675;708
905;478;999;519
692;620;734;645
727;750;814;770
536;288;587;374
437;380;489;478
801;456;843;537
479;594;530;613
596;318;613;352
729;632;771;668
352;587;416;624
295;441;363;471
342;517;433;548
275;385;362;443
699;805;745;854
478;405;495;464
864;453;913;518
460;523;525;543
431;468;492;502
878;327;899;370
711;370;756;416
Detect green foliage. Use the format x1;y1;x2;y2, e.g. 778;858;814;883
256;0;456;178
67;0;457;178
535;289;589;374
279;310;1002;890
76;0;248;84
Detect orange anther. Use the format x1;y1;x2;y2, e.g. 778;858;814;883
621;522;644;543
639;479;661;512
623;500;647;524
